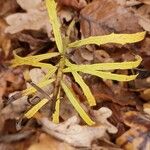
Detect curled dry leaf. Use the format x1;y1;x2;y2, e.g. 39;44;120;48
80;0;141;38
116;111;150;150
39;107;117;147
5;0;52;38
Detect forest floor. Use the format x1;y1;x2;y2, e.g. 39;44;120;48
0;0;150;150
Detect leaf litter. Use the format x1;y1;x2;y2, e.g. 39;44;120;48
0;0;150;150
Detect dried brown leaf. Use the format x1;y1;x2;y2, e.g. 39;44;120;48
0;18;11;58
138;0;150;5
91;80;140;106
0;0;19;17
80;0;141;38
39;107;117;147
28;133;75;150
135;5;150;32
5;0;52;38
12;31;49;50
58;0;87;9
92;107;118;134
143;103;150;115
116;111;150;150
141;88;150;101
0;68;24;99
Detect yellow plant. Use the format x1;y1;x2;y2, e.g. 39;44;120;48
11;0;145;125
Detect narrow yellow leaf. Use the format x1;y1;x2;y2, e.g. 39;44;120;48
72;72;96;106
22;78;55;96
45;0;64;53
24;52;60;61
61;80;95;126
52;88;60;124
64;55;142;72
25;98;49;119
68;32;146;48
11;52;57;69
80;70;138;82
41;67;57;82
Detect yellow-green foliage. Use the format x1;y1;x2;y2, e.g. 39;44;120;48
11;0;145;125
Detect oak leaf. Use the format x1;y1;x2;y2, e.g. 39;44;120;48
39;107;117;147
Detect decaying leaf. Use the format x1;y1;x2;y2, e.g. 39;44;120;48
28;133;75;150
143;103;150;115
58;0;87;9
11;31;50;50
116;111;150;150
0;18;11;58
141;88;150;101
1;92;28;125
92;107;118;134
80;0;142;38
39;107;117;147
0;0;19;17
5;0;52;38
135;5;150;32
138;0;150;5
0;68;24;99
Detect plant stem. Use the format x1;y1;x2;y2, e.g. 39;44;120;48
51;55;66;115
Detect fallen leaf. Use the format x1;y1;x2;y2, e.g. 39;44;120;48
39;107;117;147
135;4;150;32
80;0;141;38
28;133;75;150
92;107;118;134
143;103;150;115
116;111;150;150
141;88;150;101
0;68;25;99
0;0;19;17
12;31;49;50
60;96;77;121
90;79;141;106
92;141;123;150
5;0;52;38
94;50;114;63
138;37;150;56
0;18;11;58
58;0;87;9
138;0;150;5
